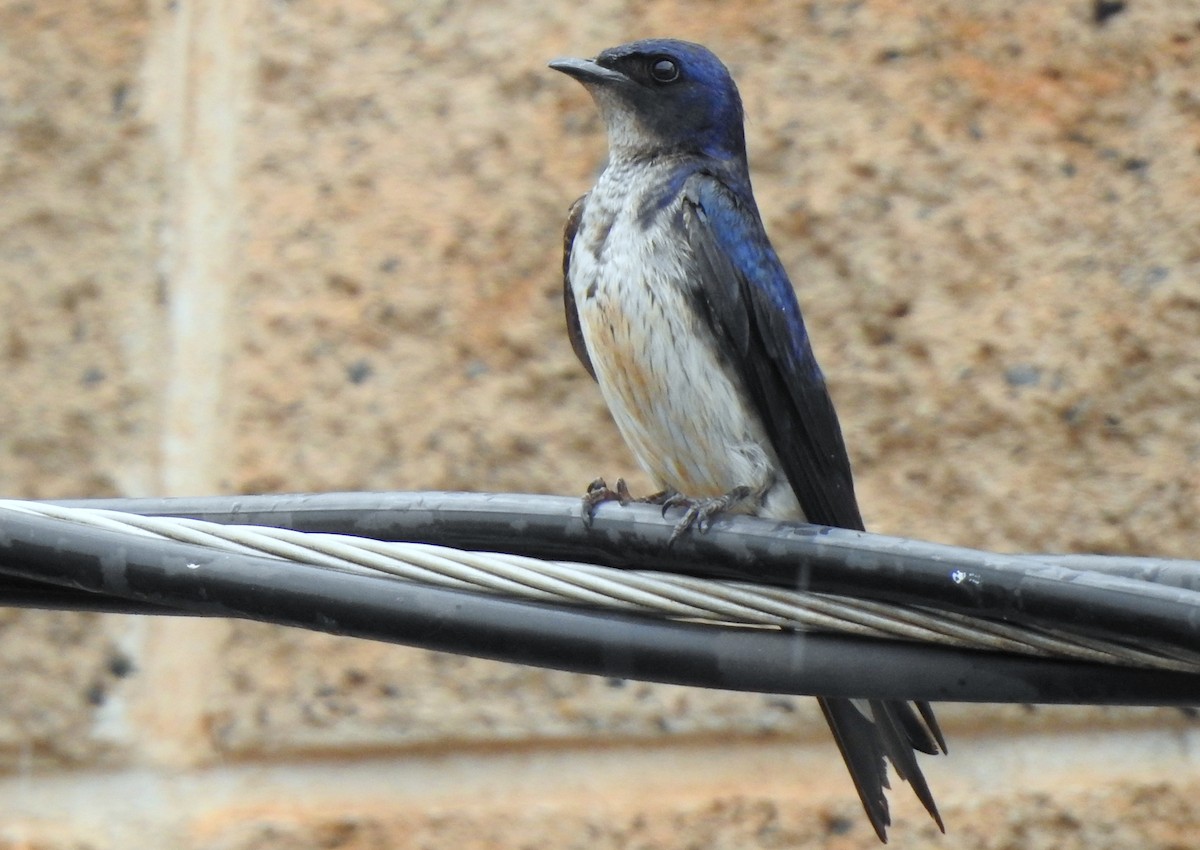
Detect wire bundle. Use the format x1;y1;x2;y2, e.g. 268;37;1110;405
0;492;1196;704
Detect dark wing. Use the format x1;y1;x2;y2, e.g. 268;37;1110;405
680;172;862;529
562;193;596;381
681;172;945;839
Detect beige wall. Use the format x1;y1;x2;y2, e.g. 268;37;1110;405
1;1;1198;847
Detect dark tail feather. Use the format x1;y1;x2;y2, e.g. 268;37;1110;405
868;700;945;833
818;697;893;842
890;700;946;756
818;697;945;842
917;700;948;753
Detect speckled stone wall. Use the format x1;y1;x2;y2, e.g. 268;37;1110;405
0;1;1197;848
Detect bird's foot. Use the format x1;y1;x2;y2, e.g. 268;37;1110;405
581;477;632;526
581;479;675;526
662;485;754;544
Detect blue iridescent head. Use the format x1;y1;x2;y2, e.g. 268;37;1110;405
550;39;746;163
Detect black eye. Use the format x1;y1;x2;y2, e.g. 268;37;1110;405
650;58;679;83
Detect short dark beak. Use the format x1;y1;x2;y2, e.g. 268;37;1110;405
548;57;629;87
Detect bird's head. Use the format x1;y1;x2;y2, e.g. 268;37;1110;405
550;39;746;164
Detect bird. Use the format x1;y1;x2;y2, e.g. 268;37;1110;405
550;39;946;840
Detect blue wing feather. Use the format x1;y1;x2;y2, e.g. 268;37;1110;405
681;171;864;530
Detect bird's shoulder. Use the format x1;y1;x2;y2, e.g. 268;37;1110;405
678;169;813;364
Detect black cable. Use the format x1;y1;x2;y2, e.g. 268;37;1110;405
2;504;1198;704
0;574;186;615
53;491;1200;654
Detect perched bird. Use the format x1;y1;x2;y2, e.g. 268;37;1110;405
550;39;946;840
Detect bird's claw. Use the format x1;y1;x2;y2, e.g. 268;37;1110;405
662;486;753;544
581;477;633;526
659;491;691;519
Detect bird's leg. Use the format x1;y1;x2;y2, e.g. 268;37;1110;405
662;485;754;544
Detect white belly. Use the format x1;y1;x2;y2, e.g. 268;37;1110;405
570;187;801;519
